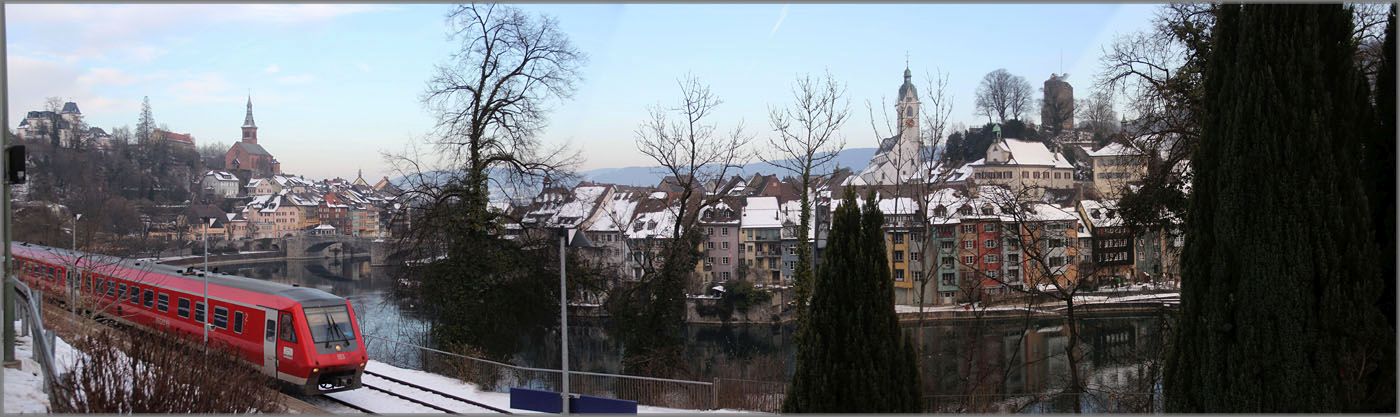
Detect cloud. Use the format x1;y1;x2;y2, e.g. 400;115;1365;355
769;4;790;38
265;64;282;74
170;72;239;105
275;74;316;85
76;68;137;87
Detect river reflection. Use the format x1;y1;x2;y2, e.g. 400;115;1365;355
222;257;1168;412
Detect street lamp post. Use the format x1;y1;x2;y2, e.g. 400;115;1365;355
556;227;592;415
201;217;213;344
71;214;81;314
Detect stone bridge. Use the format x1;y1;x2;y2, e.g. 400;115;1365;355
283;235;405;266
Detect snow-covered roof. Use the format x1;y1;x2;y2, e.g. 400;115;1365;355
205;171;238;182
587;191;641;232
974;138;1074;169
1079;199;1125;228
741;196;782;229
314;224;336;230
1081;142;1144;158
549;185;608;228
627;204;679;239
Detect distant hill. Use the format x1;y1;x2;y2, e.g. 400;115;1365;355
391;147;879;201
580;147;876;186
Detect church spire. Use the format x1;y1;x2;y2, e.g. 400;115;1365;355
243;95;256;128
241;94;259;144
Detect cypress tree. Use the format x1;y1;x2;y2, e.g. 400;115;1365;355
784;189;920;413
1365;4;1396;330
1165;4;1395;412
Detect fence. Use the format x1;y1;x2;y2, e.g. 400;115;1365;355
922;391;1162;413
10;277;60;397
363;334;790;412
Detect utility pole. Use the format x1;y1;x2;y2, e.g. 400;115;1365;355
202;217;212;344
558;227;570;415
3;3;16;365
71;214;81;314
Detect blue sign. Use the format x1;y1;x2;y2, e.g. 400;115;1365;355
509;388;639;414
510;387;562;413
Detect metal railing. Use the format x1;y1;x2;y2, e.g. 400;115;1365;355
10;276;59;396
922;391;1162;413
363;334;743;411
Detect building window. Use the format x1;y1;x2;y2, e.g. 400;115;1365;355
984;254;999;263
893;251;905;262
984;239;997;249
986;270;1000;278
910;252;922;261
721;271;731;280
1050;256;1065;267
913;271;923;282
1050;238;1064;248
942;256;955;268
721;241;729;249
787;246;796;255
963;255;975;265
892;233;904;244
911;231;923;241
941;273;956;285
721;228;729;236
963;240;974;249
708;257;715;265
707;241;715;249
984;223;995;233
1006;238;1019;249
707;227;714;236
1007;269;1020;280
961;224;975;233
1008;254;1020;263
894;269;906;281
723;257;730;265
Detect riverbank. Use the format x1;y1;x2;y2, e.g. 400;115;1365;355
894;292;1179;323
157;251;283;267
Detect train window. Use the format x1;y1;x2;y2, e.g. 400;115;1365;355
129;287;141;304
233;312;245;334
177;298;191;318
83;273;91;290
265;320;276;342
278;313;296;343
157;294;169;312
303;305;356;344
213;307;229;329
117;284;126;299
195;302;206;323
143;290;154;308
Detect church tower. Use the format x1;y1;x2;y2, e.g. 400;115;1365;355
242;95;258;144
894;65;922;178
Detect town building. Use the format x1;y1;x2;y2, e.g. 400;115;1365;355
15;102;86;148
1078;199;1135;285
696;198;742;284
153;128;197;151
1079;142;1148;199
198;171;241;199
740;196;784;284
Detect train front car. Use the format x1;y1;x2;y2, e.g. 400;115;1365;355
288;292;368;395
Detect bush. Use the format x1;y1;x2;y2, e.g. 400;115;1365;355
49;326;283;413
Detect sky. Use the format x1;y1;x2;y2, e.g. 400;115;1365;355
5;3;1162;181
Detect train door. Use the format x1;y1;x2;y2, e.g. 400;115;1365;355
260;307;279;377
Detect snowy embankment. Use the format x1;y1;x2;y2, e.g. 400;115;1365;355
321;360;751;414
4;327;80;414
895;291;1180;316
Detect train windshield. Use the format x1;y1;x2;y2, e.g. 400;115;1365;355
303;305;356;344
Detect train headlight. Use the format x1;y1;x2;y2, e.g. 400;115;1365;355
312;368;319;373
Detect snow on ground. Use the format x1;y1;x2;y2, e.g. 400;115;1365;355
4;321;81;414
895;291;1179;314
360;361;751;414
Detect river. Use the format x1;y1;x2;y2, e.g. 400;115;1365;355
221;256;1169;413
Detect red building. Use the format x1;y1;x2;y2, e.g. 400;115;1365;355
225;96;281;179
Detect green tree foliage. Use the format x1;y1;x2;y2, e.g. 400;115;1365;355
783;190;920;413
1164;4;1395;412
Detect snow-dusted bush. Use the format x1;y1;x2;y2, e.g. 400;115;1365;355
48;326;283;413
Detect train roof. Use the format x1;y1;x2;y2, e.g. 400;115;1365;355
13;243;346;309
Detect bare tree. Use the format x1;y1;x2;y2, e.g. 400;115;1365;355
758;70;850;321
975;69;1033;123
419;3;587;235
635;74;753;237
1076;88;1119;139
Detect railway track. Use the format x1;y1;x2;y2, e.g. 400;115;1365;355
320;394;378;414
318;370;513;414
362;370;513;414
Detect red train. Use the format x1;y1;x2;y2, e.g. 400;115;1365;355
13;242;367;395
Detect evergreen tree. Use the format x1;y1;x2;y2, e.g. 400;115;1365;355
1364;4;1396;330
783;189;920;413
136;97;154;145
1165;4;1395;412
